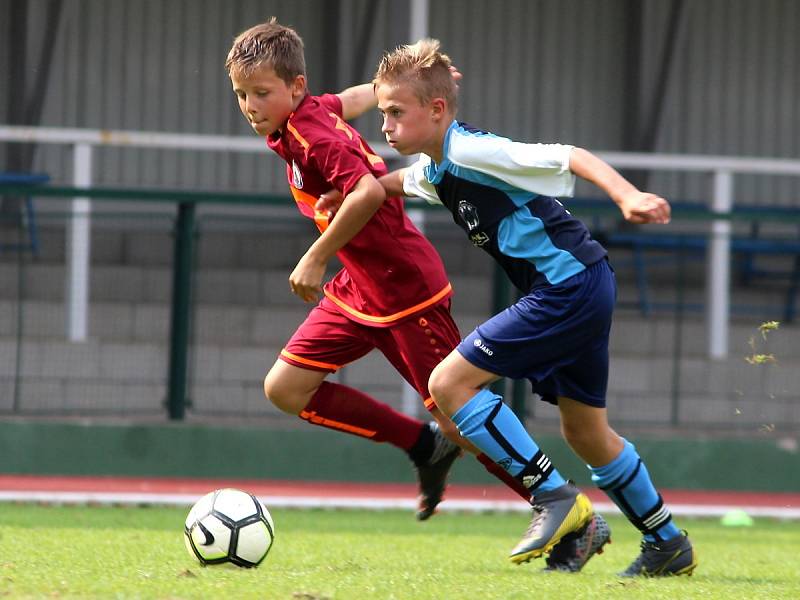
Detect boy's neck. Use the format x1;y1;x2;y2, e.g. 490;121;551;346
292;91;307;112
426;118;455;164
274;92;308;136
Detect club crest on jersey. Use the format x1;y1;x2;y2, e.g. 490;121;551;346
292;160;303;189
458;200;480;230
458;200;489;246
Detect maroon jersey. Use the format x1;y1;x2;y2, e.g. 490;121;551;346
266;93;451;327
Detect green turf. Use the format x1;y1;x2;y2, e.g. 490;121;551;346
1;504;799;599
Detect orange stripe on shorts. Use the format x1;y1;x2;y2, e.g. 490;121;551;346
280;349;341;372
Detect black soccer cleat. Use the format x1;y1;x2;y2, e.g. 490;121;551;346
414;422;462;521
543;512;612;573
509;481;594;564
619;530;697;577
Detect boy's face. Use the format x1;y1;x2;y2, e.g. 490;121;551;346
376;83;445;158
230;66;305;136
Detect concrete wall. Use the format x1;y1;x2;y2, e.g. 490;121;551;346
2;218;798;431
1;420;798;493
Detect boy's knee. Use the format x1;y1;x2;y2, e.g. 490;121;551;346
263;372;305;415
561;419;620;462
560;420;587;448
427;364;451;406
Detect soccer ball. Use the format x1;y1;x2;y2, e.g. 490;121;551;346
184;488;275;568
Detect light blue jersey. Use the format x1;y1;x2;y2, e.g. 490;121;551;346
404;121;606;291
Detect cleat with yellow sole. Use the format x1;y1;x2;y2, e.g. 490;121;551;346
509;482;594;564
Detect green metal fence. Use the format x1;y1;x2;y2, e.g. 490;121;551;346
1;182;799;433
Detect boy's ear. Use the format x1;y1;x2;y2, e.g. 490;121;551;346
290;74;307;98
430;97;447;120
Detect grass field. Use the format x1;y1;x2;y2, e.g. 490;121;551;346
1;504;799;599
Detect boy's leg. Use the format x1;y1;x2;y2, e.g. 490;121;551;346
558;397;697;577
265;360;428;452
428;350;593;563
267;301;455;515
380;306;532;507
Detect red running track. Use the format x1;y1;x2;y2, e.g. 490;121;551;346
1;474;799;517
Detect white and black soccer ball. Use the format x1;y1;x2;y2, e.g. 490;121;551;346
184;488;275;568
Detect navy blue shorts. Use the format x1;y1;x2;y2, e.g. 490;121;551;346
457;259;616;408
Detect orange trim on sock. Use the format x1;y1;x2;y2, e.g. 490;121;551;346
323;282;453;325
280;349;341;372
423;397;437;412
299;409;377;438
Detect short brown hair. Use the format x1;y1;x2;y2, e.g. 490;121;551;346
374;39;457;112
225;18;305;84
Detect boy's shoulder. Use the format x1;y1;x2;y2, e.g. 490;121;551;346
446;121;508;164
288;93;348;142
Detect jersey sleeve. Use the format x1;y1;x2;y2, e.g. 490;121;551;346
309;138;373;198
450;134;576;198
402;155;442;205
318;93;343;116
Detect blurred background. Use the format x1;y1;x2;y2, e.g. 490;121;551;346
0;0;798;488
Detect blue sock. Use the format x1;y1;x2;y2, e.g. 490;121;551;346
590;438;681;542
451;389;566;493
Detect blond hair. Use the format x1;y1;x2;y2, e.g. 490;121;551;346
225;18;305;83
374;39;458;112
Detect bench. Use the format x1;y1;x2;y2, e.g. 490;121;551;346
0;172;49;256
568;198;800;321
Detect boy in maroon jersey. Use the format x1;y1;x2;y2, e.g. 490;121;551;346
225;18;531;518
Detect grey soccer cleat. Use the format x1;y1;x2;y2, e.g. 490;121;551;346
543;513;612;573
509;481;594;564
619;530;697;577
415;422;462;521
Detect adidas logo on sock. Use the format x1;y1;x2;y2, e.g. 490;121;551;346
523;474;542;488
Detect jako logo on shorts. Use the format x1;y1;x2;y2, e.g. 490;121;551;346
473;338;494;356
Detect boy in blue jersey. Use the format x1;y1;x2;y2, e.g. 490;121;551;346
362;39;697;576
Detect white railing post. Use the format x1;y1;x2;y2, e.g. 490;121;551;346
66;143;92;342
707;170;733;359
399;0;432;418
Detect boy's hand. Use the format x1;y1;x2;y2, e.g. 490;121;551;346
450;65;462;88
289;253;326;303
315;189;344;217
619;192;671;225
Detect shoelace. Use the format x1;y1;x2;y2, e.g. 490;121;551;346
426;429;456;466
525;504;549;536
623;541;650;574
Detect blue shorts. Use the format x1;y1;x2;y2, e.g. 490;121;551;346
457;259;616;408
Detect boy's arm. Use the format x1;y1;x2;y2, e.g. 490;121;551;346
289;173;386;302
315;168;406;215
377;169;406;197
336;84;377;121
337;67;461;121
569;147;671;224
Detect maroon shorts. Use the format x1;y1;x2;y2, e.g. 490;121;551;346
280;297;462;411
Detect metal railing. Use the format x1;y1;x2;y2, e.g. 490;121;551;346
4;125;800;359
1;185;798;432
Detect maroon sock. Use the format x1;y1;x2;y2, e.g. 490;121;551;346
300;381;425;451
477;452;532;501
